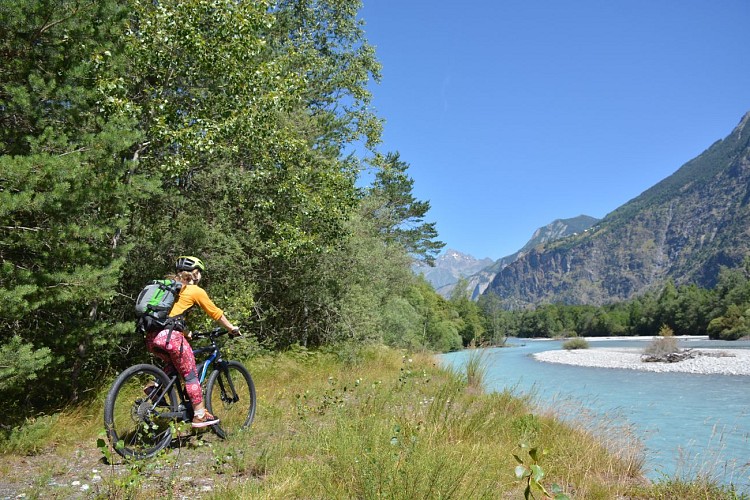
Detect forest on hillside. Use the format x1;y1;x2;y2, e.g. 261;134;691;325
474;258;750;341
2;0;750;425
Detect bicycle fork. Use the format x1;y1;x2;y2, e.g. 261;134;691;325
215;360;240;403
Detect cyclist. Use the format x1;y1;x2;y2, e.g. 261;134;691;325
144;256;241;428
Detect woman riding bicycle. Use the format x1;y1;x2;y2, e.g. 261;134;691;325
144;256;241;428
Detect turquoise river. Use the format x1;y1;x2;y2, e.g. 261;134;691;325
440;337;750;492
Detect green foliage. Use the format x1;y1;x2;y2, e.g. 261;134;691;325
0;414;59;455
0;0;154;409
562;337;589;350
380;296;425;349
367;152;445;264
449;280;486;347
477;292;511;345
485;270;750;341
1;0;431;418
513;442;570;500
0;336;52;392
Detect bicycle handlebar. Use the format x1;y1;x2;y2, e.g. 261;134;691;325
191;327;228;340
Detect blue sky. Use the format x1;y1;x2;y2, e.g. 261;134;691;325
358;0;750;260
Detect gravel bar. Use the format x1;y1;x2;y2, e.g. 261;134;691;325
533;347;750;376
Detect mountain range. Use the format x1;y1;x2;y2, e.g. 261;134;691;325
418;215;600;298
421;111;750;307
414;250;494;295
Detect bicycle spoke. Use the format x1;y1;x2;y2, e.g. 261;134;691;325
104;365;179;458
206;361;256;439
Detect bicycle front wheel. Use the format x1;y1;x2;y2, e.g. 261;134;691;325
103;364;179;459
205;360;256;439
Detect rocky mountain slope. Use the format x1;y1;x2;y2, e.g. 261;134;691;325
417;216;599;298
414;250;493;293
484;111;750;307
460;215;599;299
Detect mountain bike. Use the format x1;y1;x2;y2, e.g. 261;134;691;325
103;327;256;459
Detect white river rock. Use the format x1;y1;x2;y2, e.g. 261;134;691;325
533;346;750;376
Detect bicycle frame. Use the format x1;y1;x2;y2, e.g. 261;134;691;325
194;344;218;384
194;343;241;405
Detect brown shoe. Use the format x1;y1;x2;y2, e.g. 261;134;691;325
192;410;220;428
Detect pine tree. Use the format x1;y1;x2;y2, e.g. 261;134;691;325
368;152;445;264
0;0;152;408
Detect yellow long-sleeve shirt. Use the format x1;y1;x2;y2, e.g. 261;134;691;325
169;284;223;321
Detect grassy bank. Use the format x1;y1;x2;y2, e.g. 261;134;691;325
0;345;746;499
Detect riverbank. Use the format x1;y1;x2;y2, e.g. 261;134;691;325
533;344;750;375
2;345;744;499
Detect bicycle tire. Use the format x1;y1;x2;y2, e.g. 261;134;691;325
103;363;179;459
205;360;256;439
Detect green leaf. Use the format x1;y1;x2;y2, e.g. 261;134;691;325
530;464;545;482
514;465;528;479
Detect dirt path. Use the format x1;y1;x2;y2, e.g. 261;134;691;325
0;433;238;499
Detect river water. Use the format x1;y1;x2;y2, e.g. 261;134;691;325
440;337;750;491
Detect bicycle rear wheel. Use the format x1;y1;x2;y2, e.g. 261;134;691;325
205;360;256;439
103;364;179;459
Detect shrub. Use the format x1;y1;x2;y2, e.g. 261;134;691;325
562;338;590;350
643;325;679;357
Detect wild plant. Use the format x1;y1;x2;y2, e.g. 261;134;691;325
513;442;570;500
562;337;589;350
643;324;679;357
464;348;489;391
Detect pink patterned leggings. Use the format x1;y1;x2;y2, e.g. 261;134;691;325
145;329;203;406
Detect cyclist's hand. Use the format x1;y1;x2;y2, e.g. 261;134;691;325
186;330;193;340
230;327;242;337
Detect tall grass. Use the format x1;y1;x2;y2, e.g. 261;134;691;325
1;344;747;499
463;348;489;391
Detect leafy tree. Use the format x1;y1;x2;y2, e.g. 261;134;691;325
324;194;416;346
517;306;561;338
673;284;712;336
477;292;512;344
404;279;462;351
449;279;485;346
270;0;383;153
380;296;424;349
655;279;679;332
111;0;385;349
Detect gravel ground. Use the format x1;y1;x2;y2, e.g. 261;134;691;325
533;347;750;376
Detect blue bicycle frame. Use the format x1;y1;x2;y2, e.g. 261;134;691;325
194;345;218;384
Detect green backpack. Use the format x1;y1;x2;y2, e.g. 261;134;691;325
135;279;183;333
